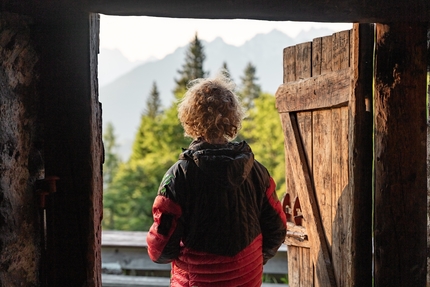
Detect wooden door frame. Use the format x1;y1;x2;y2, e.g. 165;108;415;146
37;12;103;286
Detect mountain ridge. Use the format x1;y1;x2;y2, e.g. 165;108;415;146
99;27;346;159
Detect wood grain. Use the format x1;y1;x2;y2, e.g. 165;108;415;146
275;69;350;113
374;22;427;286
284;46;296;83
280;112;337;286
295;42;312;79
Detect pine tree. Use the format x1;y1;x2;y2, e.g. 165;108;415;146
102;122;121;189
145;81;162;118
219;62;233;81
174;33;207;96
239;62;261;110
131;82;163;162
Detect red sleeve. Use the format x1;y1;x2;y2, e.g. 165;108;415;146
265;177;287;226
146;195;182;263
260;177;287;264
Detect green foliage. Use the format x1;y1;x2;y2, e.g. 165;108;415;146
262;273;288;284
238;62;261;111
104;104;190;230
240;93;286;199
159;100;192;151
131;114;157;161
103;159;161;230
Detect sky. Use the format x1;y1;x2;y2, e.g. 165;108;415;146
99;15;352;62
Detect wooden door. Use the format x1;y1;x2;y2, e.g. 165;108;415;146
276;24;374;287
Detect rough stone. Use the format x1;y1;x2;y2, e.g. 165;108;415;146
0;13;41;286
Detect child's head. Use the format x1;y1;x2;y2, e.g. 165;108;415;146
178;73;245;143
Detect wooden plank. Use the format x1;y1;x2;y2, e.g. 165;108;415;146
285;156;297;207
297;111;313;218
285;236;310;249
102;275;291;287
330;107;348;286
102;231;147;247
102;247;171;272
340;106;350;284
374;22;427;286
332;30;350;71
295;42;312;79
102;274;170;287
347;23;374;286
284;46;296;82
280;112;337;286
331;108;342;224
330;108;342;287
312;37;322;77
275;69;350;113
312;109;333;250
301;247;312;286
321;35;333;74
314;264;320;287
287;246;300;286
340;107;349;205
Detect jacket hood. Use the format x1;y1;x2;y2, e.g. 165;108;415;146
179;140;254;188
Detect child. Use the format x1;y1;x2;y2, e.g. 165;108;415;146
147;73;286;287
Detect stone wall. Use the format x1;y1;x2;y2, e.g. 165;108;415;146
0;13;41;286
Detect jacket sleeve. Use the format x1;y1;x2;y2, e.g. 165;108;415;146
146;163;185;264
260;176;287;264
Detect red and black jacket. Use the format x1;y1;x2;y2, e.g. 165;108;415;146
147;140;286;287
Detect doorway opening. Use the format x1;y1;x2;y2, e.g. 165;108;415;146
98;15;352;285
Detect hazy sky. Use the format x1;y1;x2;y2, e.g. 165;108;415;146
100;15;352;62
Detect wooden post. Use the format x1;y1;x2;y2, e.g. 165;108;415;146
349;23;374;287
37;11;102;287
374;22;428;286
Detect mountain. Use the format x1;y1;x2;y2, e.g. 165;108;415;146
99;27;345;159
98;49;148;86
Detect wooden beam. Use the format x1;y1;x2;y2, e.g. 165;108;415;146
37;10;102;287
88;13;103;287
2;0;430;22
348;23;373;287
84;0;430;22
374;22;428;286
275;69;350;113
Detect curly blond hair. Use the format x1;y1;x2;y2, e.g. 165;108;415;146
178;73;245;143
